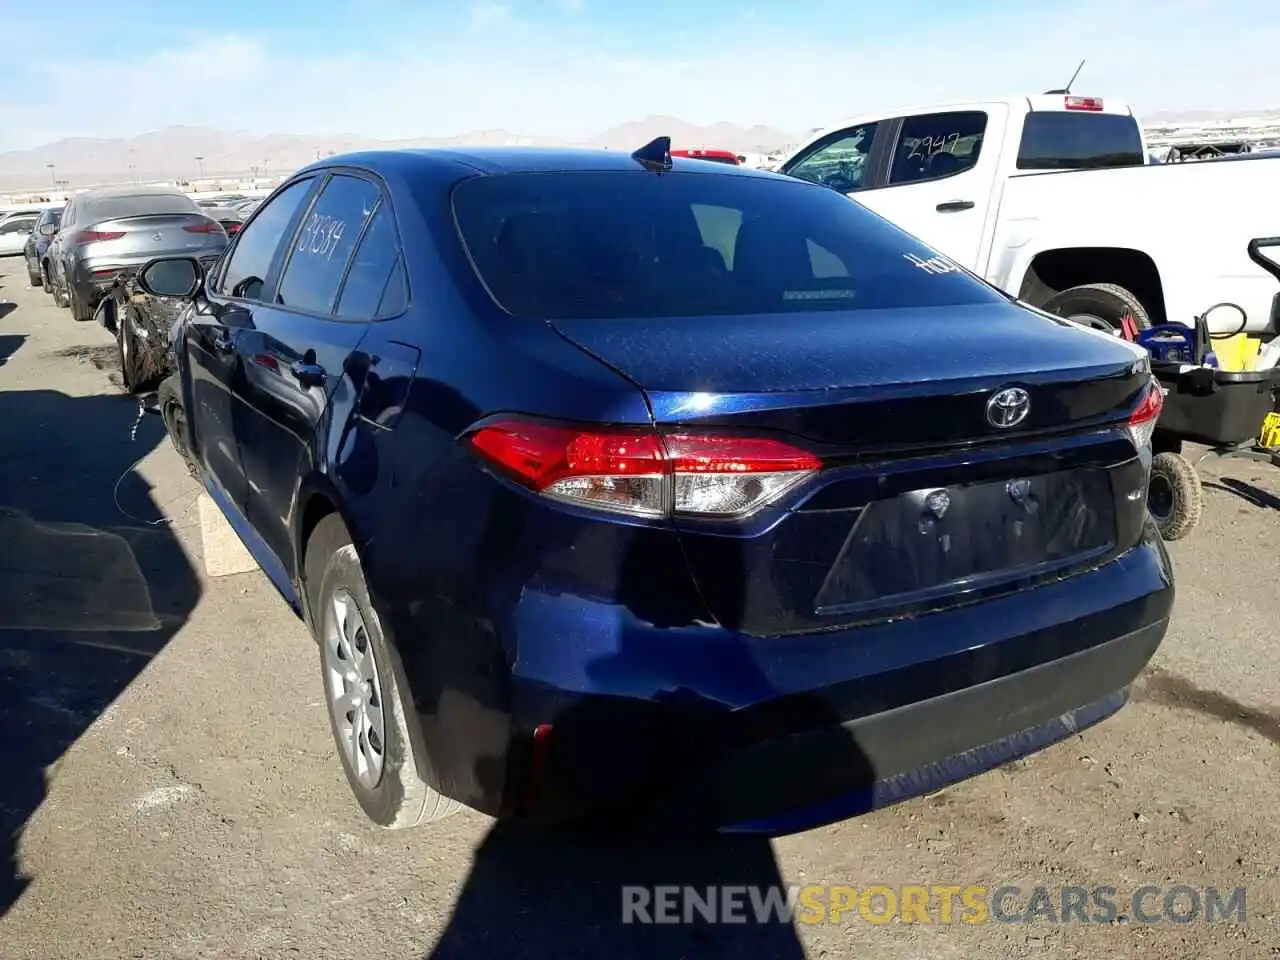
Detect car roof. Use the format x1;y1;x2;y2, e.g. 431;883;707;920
300;147;784;183
80;184;187;199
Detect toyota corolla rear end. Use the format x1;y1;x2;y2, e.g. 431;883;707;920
421;162;1174;833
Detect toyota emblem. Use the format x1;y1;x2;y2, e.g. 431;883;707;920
986;387;1031;429
151;232;163;242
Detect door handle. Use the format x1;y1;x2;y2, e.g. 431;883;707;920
291;361;327;387
936;200;975;212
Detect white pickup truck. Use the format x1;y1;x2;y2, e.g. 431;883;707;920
778;94;1280;336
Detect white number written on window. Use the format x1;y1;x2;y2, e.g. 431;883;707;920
296;212;346;260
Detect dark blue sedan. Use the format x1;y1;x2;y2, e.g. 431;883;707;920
137;142;1173;834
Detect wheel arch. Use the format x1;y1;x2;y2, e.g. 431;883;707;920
1016;246;1167;325
293;475;365;630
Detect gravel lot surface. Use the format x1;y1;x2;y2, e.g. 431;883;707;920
0;259;1276;959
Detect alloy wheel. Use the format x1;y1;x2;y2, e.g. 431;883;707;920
322;589;386;789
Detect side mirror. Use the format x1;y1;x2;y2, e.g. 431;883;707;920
38;223;57;237
138;256;202;298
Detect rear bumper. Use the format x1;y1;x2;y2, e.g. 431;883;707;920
426;524;1174;832
670;618;1163;834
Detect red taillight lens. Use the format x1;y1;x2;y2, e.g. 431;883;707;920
223;222;242;235
1064;96;1104;112
74;229;124;244
467;419;821;518
184;221;222;234
1126;379;1164;450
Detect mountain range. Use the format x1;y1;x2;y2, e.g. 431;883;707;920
0;116;799;191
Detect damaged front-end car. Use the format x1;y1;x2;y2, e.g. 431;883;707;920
97;264;199;395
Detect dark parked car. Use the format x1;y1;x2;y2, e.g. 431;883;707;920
47;186;228;321
135;145;1173;834
23;206;63;288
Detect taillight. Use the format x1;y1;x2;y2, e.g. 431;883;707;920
74;229;124;244
1126;379;1164;451
1064;95;1104;112
467;419;822;519
184;221;222;234
223;222;242;235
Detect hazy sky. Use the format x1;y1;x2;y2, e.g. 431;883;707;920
3;0;1276;150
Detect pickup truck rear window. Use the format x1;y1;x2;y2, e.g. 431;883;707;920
451;171;1006;320
1016;113;1145;170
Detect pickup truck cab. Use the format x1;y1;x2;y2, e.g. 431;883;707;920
779;95;1280;335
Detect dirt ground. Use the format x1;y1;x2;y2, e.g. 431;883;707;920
0;258;1276;960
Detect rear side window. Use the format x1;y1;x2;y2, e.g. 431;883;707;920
335;202;404;318
451;171;1005;320
83;193;198;221
276;174;379;314
1017;113;1145;170
889;111;987;185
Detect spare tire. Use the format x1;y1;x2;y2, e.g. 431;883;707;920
1039;283;1152;338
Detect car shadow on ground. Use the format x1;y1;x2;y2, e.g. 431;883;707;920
1203;477;1280;511
0;387;201;916
0;334;22;368
1136;666;1280;746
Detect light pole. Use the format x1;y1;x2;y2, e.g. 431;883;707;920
46;162;55;186
195;155;206;180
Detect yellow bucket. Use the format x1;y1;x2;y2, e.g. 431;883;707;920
1260;410;1280;448
1214;334;1262;372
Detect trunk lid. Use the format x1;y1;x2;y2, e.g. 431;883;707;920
552;302;1152;636
77;213;228;263
550;301;1147;451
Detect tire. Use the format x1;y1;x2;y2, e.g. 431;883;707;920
117;308;158;394
1148;451;1202;541
304;514;460;829
51;273;68;308
157;375;199;481
26;262;42;287
40;262;51;293
1040;283;1153;338
68;284;93;322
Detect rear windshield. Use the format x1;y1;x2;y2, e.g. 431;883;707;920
84;193;198;221
1016;113;1145;170
450;171;1005;320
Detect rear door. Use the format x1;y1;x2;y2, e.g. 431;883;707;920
853;107;1007;270
189;177;318;523
230;171;384;579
